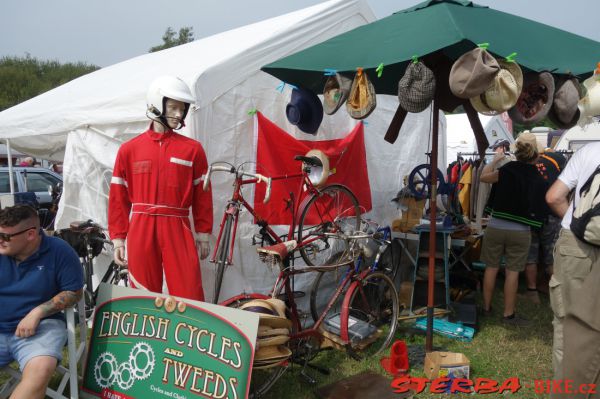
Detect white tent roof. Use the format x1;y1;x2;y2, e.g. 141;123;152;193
0;0;376;158
0;1;450;302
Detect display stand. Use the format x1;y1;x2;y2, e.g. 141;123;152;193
409;225;453;314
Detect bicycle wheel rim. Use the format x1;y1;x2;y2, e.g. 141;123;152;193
297;184;361;266
345;272;399;356
309;251;353;322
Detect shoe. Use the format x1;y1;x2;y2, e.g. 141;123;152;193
502;313;531;327
526;289;541;304
479;306;493;317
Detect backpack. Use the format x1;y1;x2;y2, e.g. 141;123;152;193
571;165;600;246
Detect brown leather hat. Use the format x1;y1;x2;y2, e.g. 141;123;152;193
508;72;555;125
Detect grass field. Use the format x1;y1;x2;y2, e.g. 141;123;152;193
260;285;553;399
1;278;553;399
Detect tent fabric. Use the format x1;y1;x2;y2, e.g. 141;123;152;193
0;0;449;302
263;0;600;95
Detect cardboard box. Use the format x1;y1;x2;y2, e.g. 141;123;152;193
424;352;470;380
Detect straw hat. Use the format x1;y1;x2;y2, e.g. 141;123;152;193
257;334;290;348
470;59;523;115
346;68;376;119
449;47;500;99
578;75;600;119
254;345;292;363
323;73;352;115
239;299;292;329
257;325;290;338
304;149;329;187
511;131;544;154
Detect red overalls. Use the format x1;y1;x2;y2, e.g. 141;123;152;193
108;128;213;301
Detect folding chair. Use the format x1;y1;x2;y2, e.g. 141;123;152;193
0;297;87;399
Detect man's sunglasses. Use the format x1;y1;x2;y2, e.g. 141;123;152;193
0;227;37;242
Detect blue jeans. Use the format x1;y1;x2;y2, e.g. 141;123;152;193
0;318;66;371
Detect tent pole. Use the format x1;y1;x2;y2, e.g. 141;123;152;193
426;100;440;352
5;139;15;194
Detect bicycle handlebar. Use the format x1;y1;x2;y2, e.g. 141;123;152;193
203;164;272;203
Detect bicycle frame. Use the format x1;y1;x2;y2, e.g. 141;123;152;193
210;168;321;266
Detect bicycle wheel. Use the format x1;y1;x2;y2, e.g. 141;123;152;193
297;184;361;266
309;252;353;322
344;272;399;356
224;294;288;398
213;213;233;304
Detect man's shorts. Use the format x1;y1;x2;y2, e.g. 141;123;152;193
527;214;561;266
0;318;66;371
480;226;531;272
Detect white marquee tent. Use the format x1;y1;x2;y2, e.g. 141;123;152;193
0;0;451;301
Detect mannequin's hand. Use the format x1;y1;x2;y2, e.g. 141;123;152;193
112;238;127;266
197;233;211;260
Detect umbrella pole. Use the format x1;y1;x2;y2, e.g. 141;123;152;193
426;100;440;352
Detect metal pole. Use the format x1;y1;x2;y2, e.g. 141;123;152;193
6;139;15;194
426;100;440;352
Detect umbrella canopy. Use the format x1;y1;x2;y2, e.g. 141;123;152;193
261;0;600;353
263;0;600;95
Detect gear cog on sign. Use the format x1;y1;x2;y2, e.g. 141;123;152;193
116;361;135;391
94;352;118;388
129;341;155;380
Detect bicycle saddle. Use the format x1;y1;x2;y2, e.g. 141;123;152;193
69;220;101;234
294;155;322;167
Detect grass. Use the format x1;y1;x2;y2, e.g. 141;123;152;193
1;278;553;398
260;281;553;399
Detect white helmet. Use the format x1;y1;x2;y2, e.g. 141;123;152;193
146;76;195;127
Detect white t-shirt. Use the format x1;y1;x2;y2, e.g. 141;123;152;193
558;142;600;229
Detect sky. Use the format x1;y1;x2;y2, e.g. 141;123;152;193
1;0;598;68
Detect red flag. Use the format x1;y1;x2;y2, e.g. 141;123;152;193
254;112;372;225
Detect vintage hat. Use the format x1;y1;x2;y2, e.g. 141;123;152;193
397;61;436;113
470;59;523;115
488;138;511;150
239;299;292;329
304;149;330;187
512;131;544;154
254;345;292;363
286;87;323;134
257;325;290;338
257;334;290;348
323;73;352;115
548;77;584;129
577;75;600;119
508;72;555;125
449;47;500;99
346;68;377;119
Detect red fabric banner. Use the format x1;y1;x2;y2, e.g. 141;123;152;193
254;112;372;225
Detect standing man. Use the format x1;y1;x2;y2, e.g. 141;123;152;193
0;205;83;399
108;75;213;301
546;141;600;396
524;149;566;303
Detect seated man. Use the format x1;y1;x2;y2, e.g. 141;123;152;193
0;205;83;399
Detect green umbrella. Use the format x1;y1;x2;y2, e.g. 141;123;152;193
263;0;600;95
262;0;600;353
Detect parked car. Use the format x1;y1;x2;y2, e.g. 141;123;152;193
0;166;63;208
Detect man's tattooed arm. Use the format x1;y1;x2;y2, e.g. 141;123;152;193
36;289;84;317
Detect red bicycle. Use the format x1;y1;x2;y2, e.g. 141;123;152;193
203;152;362;303
221;228;400;398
